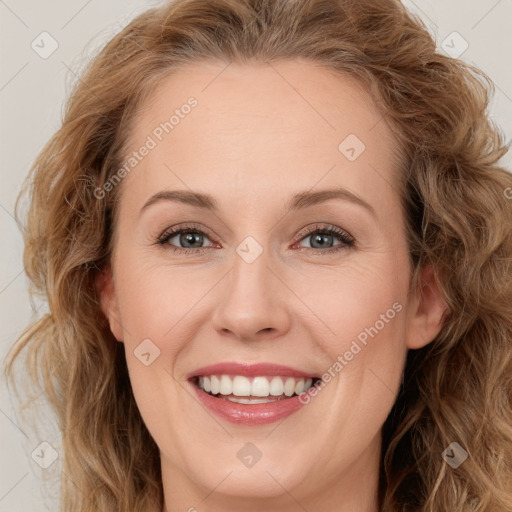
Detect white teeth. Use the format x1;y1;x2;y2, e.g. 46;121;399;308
252;376;270;396
232;376;251;396
210;375;220;394
219;375;232;395
269;377;284;396
227;396;283;404
196;375;315;398
284;377;296;397
295;379;305;394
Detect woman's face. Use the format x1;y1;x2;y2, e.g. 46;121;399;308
99;59;446;510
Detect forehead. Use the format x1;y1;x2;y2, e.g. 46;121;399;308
118;59;403;215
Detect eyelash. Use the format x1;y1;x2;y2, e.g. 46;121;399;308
156;222;355;255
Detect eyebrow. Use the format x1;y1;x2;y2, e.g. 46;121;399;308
139;187;376;219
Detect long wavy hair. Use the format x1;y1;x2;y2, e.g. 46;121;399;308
4;0;512;510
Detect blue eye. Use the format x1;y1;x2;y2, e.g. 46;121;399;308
157;223;215;254
156;222;355;254
294;224;355;252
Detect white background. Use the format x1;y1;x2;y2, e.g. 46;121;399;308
1;0;511;510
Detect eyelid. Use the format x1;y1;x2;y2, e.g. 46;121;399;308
157;222;216;244
156;222;355;253
295;223;354;244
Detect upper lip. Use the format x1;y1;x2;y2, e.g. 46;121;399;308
186;362;319;380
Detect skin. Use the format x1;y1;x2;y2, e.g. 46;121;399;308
98;59;448;512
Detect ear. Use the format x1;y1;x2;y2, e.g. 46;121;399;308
96;266;124;342
405;264;449;350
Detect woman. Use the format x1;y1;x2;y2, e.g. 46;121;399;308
4;0;512;510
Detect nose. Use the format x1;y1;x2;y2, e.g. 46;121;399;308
210;246;291;342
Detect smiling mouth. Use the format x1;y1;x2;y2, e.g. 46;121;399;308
191;375;321;404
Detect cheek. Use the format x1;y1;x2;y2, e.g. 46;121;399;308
296;262;408;446
290;257;408;358
291;254;410;430
114;255;213;341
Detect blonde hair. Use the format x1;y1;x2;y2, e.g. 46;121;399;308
4;0;512;510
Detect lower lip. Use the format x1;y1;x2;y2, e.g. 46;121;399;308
190;381;317;425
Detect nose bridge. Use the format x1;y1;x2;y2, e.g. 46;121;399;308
232;237;272;300
210;235;291;340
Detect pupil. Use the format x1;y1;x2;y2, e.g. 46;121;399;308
312;233;332;248
182;232;202;248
